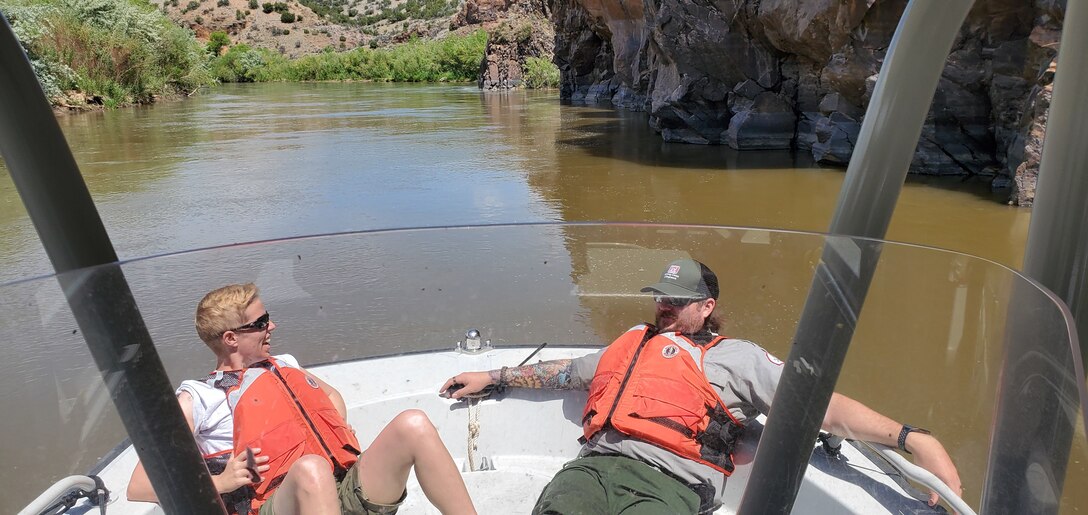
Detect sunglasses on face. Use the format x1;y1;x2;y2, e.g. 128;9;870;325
227;312;271;334
654;295;703;308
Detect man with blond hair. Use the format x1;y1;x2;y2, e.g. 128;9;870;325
129;283;476;515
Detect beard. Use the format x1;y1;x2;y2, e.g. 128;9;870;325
655;312;677;332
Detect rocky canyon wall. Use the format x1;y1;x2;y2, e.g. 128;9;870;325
453;0;555;90
547;0;1065;205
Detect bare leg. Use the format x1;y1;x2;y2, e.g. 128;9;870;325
270;455;341;515
357;409;477;514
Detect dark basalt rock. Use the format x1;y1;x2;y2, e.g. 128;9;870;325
543;0;1065;205
810;111;861;164
725;92;796;149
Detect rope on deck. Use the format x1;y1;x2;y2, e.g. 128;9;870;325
466;397;481;471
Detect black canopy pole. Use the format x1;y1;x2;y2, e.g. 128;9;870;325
0;13;224;514
737;1;975;513
982;1;1088;511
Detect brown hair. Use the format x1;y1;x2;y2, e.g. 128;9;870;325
195;283;259;347
704;308;722;333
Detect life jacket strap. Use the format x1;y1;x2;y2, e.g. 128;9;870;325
206;455;254;514
695;402;743;473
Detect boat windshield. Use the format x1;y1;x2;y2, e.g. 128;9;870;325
2;223;1086;513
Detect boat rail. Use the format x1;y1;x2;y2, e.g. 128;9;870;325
819;432;976;515
18;475;108;515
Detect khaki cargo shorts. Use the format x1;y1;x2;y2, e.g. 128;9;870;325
259;460;407;515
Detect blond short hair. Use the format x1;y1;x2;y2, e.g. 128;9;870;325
196;283;259;346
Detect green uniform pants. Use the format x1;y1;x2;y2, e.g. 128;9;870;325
532;455;701;515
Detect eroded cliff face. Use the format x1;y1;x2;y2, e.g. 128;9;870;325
453;0;555;90
548;0;1065;205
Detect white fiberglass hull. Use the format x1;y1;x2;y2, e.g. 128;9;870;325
56;347;942;515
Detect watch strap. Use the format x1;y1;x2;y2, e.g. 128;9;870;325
897;424;931;453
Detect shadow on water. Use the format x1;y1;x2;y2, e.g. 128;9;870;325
561;109;623;119
559;101;1016;205
903;174;1014;204
559;104;826;171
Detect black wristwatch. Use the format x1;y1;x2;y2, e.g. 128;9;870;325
898;424;931;454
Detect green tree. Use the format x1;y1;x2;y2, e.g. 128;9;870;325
205;31;485;84
209;44;269;82
207;30;230;55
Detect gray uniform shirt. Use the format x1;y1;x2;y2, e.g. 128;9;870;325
570;330;785;506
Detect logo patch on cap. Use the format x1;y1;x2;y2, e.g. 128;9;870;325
664;264;682;280
662;344;680;359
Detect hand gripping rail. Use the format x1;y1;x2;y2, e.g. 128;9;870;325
822;434;975;515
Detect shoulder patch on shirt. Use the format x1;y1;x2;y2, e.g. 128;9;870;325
766;352;784;366
662;344;680;359
306;375;320;389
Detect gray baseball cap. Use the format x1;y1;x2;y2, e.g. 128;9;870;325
640;258;719;300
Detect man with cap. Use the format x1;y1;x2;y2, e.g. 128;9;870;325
442;258;961;514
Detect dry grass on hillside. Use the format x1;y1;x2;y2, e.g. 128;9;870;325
152;0;461;58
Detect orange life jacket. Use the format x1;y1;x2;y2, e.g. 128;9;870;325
582;325;745;475
221;358;361;512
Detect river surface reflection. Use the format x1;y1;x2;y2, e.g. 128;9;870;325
0;82;1028;283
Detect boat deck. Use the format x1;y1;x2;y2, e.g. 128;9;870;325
71;347;943;514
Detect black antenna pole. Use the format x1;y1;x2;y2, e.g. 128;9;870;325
0;13;224;514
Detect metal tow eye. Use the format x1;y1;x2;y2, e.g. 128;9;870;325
457;328;492;353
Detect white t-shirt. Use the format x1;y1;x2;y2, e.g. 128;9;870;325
176;354;300;457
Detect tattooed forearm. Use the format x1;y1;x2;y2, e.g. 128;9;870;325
489;359;586;390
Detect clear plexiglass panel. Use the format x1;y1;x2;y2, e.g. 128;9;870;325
1;223;1084;514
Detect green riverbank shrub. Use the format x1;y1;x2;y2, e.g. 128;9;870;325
207;30;230;55
1;0;212;106
210;30;486;83
208;43;272;82
522;57;559;89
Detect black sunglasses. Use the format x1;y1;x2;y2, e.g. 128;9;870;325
653;295;703;308
226;312;271;334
